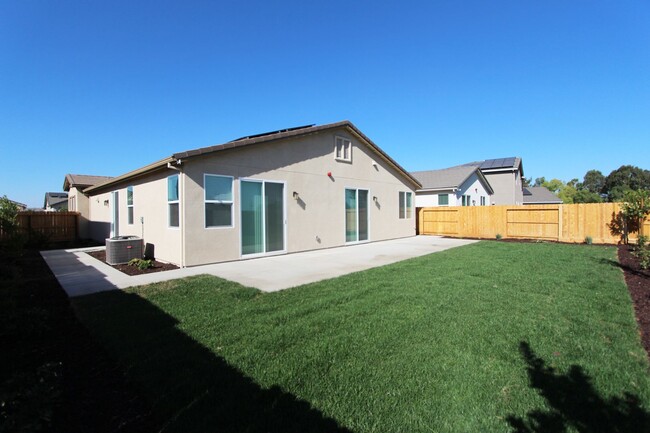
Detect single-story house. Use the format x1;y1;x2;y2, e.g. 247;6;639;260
465;157;525;205
522;186;563;205
410;165;494;207
64;174;114;239
79;121;421;267
43;192;68;211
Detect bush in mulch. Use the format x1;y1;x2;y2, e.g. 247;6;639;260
87;250;178;276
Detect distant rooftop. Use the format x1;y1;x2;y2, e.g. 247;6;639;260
411;165;493;194
64;174;113;191
523;186;563;204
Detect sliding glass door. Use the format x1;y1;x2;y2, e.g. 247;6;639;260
241;180;285;256
345;188;368;243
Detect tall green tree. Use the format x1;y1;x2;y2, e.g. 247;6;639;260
582;170;605;194
603;165;650;202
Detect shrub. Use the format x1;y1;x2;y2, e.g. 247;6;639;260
495;234;502;240
585;236;593;245
128;258;153;270
633;235;650;270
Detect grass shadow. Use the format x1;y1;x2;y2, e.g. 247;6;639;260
598;257;649;279
507;341;650;433
73;289;353;433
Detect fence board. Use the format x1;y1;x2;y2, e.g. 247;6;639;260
0;212;79;243
417;203;646;244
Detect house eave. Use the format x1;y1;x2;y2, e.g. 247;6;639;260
83;157;176;195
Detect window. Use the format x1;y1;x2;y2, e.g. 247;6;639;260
480;196;486;206
205;175;233;228
438;194;449;206
399;191;412;219
168;175;179;228
335;136;352;162
69;196;76;212
127;186;134;224
462;195;471;206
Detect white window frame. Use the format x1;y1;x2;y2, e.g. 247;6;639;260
480;196;486;206
167;174;180;229
204;174;234;229
334;136;352;162
127;186;134;225
438;193;449;206
399;191;412;219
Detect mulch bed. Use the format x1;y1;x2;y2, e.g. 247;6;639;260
87;250;178;275
618;244;650;359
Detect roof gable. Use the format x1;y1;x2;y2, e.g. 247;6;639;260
85;121;420;193
63;174;113;191
411;166;493;194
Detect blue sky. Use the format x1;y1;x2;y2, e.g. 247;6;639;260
1;1;648;207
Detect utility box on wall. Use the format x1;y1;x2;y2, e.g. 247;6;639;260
105;236;143;265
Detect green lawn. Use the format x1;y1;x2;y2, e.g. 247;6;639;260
72;241;650;433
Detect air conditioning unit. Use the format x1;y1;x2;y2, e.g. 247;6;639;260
105;236;143;265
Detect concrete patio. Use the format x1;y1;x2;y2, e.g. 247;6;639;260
41;235;477;297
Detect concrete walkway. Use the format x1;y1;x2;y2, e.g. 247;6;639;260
41;236;477;297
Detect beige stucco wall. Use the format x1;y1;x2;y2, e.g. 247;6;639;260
88;170;182;265
86;127;416;267
484;172;515;205
68;186;91;238
180;127;416;266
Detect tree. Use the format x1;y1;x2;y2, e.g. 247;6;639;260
0;195;19;239
522;177;532;187
534;177;546;187
603;165;650;202
573;189;603;203
541;178;565;195
614;189;650;243
557;185;577;204
582;170;605;194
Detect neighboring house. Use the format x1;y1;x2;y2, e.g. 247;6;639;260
80;120;421;267
522;186;563;205
464;157;525;205
63;174;113;239
411;165;493;207
43;192;68;211
7;199;27;211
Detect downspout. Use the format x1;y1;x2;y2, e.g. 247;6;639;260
168;159;186;267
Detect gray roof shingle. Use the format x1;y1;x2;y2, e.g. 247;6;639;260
63;174;113;191
411;166;492;193
523;186;563;204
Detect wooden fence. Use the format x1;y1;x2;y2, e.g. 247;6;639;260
417;203;649;244
0;212;79;243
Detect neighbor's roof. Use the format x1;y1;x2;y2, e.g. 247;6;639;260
410;165;494;194
44;192;68;207
464;157;523;176
85;120;421;193
523;186;563;204
63;174;113;191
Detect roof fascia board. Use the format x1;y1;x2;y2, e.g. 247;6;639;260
84;157;175;194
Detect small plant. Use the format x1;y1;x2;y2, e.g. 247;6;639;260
633;235;650;270
128;258;154;270
495;234;502;240
584;236;593;245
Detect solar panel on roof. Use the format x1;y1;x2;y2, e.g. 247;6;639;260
480;157;516;169
229;124;316;142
